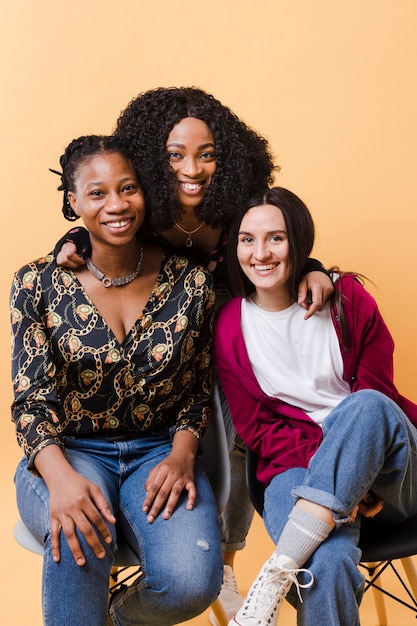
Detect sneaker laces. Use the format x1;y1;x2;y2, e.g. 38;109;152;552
240;560;314;622
223;565;240;595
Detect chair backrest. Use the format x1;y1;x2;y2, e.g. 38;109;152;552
359;514;417;562
14;403;230;565
245;446;264;516
202;383;231;515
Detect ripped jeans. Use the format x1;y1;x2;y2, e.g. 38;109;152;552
15;434;223;626
263;389;417;626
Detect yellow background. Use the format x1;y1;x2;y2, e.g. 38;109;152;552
1;1;416;622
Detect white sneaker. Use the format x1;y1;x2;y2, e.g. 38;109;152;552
210;565;243;625
228;553;314;626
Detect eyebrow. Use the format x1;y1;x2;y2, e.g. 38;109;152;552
166;142;215;150
239;229;287;236
86;176;136;187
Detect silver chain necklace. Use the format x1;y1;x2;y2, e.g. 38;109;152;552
85;244;143;288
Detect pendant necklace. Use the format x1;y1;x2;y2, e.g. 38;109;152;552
173;220;205;247
85;244;144;288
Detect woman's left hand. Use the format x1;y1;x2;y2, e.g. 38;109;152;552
358;492;384;518
142;431;199;523
348;492;384;525
298;271;334;320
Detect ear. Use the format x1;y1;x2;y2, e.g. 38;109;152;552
67;191;79;216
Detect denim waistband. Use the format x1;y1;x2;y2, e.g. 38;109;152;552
98;432;145;442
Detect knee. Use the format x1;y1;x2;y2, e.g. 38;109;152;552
147;559;223;621
173;556;223;606
326;389;401;431
308;535;363;591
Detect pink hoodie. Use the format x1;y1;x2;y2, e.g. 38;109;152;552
214;275;417;485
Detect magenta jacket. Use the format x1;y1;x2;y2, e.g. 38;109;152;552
214;275;417;486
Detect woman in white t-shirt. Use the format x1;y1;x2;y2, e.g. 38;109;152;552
214;186;417;626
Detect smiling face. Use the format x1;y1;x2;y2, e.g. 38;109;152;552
67;152;146;248
166;117;217;210
237;203;291;300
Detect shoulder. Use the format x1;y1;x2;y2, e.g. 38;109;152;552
11;255;59;317
333;274;383;336
215;297;242;330
335;273;377;307
13;254;56;286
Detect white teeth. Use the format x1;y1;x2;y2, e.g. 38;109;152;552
106;220;130;228
181;183;200;190
255;264;275;271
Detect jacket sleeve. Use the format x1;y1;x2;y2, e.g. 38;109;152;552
53;226;91;260
302;258;330;277
338;276;398;399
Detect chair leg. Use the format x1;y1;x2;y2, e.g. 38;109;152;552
210;597;229;626
366;562;388;626
371;587;388;626
401;556;417;599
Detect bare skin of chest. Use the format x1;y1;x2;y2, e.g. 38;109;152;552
75;246;162;343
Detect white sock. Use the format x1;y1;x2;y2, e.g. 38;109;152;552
275;506;333;567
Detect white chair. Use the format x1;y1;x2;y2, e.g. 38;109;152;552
14;387;231;626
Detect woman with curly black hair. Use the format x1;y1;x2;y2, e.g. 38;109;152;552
53;86;334;625
115;87;274;231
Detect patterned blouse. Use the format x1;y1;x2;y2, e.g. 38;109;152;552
11;251;215;470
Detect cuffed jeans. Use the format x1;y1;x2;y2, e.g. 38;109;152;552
15;434;223;626
262;390;417;626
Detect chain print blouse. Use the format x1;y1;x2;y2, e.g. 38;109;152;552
11;251;215;470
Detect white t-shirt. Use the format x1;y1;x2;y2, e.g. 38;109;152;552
241;299;350;425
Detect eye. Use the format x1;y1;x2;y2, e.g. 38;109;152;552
167;151;182;161
90;189;103;197
122;183;138;193
270;235;284;243
239;236;254;244
199;151;216;161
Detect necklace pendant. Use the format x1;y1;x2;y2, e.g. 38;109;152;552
173;219;204;247
101;277;112;288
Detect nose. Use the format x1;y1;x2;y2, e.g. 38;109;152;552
181;156;202;177
107;191;128;212
254;240;271;261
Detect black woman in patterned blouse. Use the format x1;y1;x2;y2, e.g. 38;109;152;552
10;134;222;626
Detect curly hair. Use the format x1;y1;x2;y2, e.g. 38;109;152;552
51;135;137;221
114;87;277;231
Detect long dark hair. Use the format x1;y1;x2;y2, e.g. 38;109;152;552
227;187;315;302
115;86;277;231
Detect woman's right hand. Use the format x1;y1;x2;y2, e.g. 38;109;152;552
56;242;86;269
35;446;115;566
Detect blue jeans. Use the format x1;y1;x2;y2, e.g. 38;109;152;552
15;434;223;626
262;390;417;626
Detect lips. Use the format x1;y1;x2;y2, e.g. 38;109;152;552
254;263;278;271
177;181;206;194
